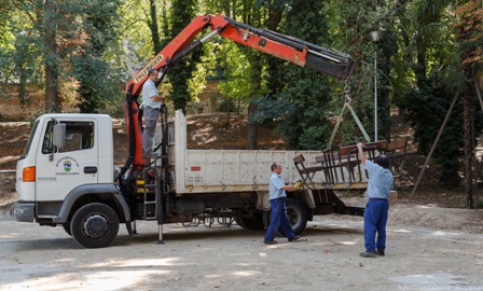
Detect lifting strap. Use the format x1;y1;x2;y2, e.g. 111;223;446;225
327;83;371;149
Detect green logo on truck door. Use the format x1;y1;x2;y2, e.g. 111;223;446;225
55;156;80;176
63;160;72;172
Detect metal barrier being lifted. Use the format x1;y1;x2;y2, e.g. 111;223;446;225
293;139;408;191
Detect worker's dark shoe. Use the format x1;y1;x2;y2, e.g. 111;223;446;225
359;250;377;258
264;239;277;245
376;249;385;257
288;235;307;242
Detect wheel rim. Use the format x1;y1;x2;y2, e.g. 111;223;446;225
82;214;109;239
287;207;302;228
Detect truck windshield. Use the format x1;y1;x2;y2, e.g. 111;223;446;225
21;120;39;159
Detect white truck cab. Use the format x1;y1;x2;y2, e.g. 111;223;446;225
12;114;130;248
16;114;113;200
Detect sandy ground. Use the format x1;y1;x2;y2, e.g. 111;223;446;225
1;185;483;290
1;205;483;291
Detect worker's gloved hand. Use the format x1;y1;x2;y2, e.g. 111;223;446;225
293;181;304;190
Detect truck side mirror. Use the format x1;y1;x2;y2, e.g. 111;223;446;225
53;123;66;149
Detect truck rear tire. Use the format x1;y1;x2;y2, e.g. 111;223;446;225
263;198;308;235
235;211;264;230
70;203;119;248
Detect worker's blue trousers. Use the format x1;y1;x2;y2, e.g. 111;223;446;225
364;199;389;251
264;197;296;241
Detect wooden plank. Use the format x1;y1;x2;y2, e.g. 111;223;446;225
333;181;368;190
338;140;387;155
387;139;407;152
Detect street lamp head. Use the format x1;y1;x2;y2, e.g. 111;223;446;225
370;30;382;43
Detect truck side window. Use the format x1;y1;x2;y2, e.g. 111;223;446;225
41;122;55;154
61;122;94;153
41;121;94;154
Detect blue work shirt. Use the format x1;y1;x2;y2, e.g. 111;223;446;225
141;79;161;110
269;172;287;200
364;160;393;199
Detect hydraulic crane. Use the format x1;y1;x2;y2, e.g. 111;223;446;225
120;14;356;174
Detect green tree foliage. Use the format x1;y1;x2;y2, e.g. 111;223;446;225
210;39;252;103
0;0;59;112
66;0;123;113
12;31;42;106
397;0;483;187
271;0;334;150
148;0;163;53
118;0;164;62
167;0;199;112
43;0;60;113
0;0;123;114
328;1;409;145
240;1;288;149
201;3;275;114
402;75;465;186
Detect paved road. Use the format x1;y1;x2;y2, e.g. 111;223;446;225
1;214;483;291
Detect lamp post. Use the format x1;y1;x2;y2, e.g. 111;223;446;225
370;30;381;141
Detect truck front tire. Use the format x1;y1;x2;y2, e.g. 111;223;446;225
263;198;308;235
70;203;119;248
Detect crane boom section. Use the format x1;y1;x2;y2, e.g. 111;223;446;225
126;14;354;99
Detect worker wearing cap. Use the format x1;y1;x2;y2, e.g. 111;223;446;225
357;142;393;258
141;68;166;157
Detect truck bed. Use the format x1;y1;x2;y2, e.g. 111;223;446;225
161;111;369;194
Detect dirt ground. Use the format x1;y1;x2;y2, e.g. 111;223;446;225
1;211;483;291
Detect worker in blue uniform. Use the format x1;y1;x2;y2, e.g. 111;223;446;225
264;162;305;245
357;142;393;258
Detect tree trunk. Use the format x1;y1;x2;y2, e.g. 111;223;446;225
456;7;476;209
167;0;197;113
247;102;258;149
44;0;59;113
463;84;474;209
246;52;262;150
149;0;162;54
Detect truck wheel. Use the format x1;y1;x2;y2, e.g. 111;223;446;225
263;198;308;235
235;211;264;230
62;223;72;236
70;203;119;248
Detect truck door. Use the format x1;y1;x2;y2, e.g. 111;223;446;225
35;120;99;201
